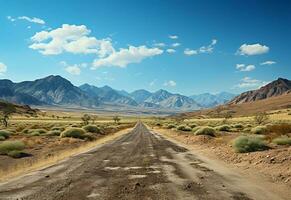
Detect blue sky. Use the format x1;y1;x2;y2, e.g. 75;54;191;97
0;0;290;95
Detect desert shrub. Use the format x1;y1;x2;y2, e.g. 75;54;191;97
189;123;198;128
216;125;231;132
51;126;65;131
167;124;176;129
243;127;251;132
232;135;268;153
0;130;11;139
0;140;25;155
46;130;61;136
251;126;268;134
7;150;25;158
83;133;96;141
82;125;101;134
194;126;216;136
60;128;86;139
177;125;192;132
272;136;291;146
0;136;5;141
234;124;244;129
192;126;200;133
267;123;291;135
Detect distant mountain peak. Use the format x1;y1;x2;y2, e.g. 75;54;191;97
230;77;291;104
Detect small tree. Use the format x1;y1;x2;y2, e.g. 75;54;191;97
81;114;91;125
91;115;98;124
254;112;269;125
113;115;121;124
0;104;16;127
222;112;232;124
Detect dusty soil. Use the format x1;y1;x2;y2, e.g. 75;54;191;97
0;124;133;174
155;128;291;188
0;123;289;200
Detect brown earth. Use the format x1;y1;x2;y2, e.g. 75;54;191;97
0;123;289;200
155;128;291;188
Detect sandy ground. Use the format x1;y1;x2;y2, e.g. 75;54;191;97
0;123;290;199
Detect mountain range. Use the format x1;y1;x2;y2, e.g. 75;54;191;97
0;75;236;111
229;78;291;104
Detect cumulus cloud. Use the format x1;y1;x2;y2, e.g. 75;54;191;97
60;61;87;75
166;49;176;53
7;16;45;24
234;77;269;89
163;80;176;87
92;45;163;68
237;43;269;56
169;35;178;39
29;24;114;56
184;39;217;56
236;64;256;72
0;62;7;75
172;43;180;47
260;60;276;65
184;48;198;56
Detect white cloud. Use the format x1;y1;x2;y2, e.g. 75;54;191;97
61;61;87;75
7;16;16;22
184;48;198;56
65;65;81;75
260;60;276;65
7;16;45;24
172;43;180;47
169;35;178;39
237;43;269;56
0;62;7;75
184;39;217;56
153;42;166;47
166;49;176;53
236;64;255;72
29;24;114;56
149;79;156;87
164;80;176;87
234;77;268;89
18;16;45;24
92;45;163;68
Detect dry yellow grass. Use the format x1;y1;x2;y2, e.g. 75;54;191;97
0;127;133;181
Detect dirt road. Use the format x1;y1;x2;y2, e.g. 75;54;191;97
0;123;286;200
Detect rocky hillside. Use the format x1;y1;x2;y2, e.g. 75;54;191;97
229;78;291;104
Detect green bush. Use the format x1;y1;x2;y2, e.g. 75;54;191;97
192;126;200;133
60;128;86;139
194;126;216;136
216;125;231;132
234;124;244;129
0;140;25;155
189;123;198;128
0;130;11;139
167;124;176;129
251;126;268;134
7;150;25;158
177;125;192;132
232;136;268;153
51;126;65;131
46;130;61;136
23;128;47;135
272;136;291;146
0;136;5;141
82;125;101;134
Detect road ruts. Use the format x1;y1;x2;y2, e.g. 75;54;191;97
0;123;285;200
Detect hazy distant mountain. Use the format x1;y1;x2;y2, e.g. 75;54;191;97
144;89;201;110
130;89;152;103
190;92;236;108
79;84;138;106
0;76;99;107
229;78;291;104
